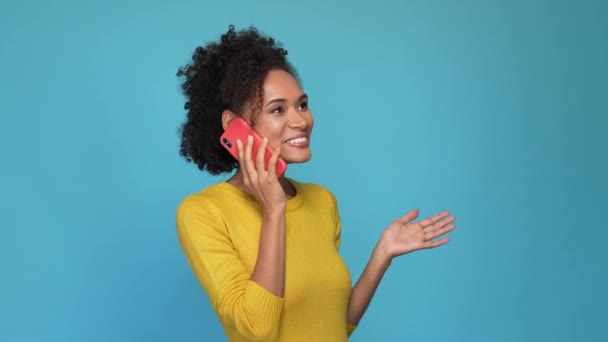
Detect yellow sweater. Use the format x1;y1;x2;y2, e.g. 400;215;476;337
176;179;356;341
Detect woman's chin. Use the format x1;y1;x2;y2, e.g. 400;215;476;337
283;151;312;164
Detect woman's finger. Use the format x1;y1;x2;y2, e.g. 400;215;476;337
424;237;450;249
425;223;455;241
398;209;420;225
418;211;450;228
425;215;456;233
236;139;250;186
244;135;258;183
267;146;281;181
256;137;269;176
236;138;244;163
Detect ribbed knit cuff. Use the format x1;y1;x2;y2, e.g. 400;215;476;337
243;281;285;327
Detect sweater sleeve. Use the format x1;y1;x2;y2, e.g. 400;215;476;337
329;191;357;336
330;191;342;250
176;195;284;341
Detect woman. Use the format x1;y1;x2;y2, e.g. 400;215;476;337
176;25;455;341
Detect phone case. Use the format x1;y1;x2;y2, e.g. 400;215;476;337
220;117;287;177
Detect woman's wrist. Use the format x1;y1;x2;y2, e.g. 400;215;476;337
371;242;393;270
263;205;286;219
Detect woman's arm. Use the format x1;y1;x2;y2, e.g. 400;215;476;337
239;136;287;297
250;206;286;297
175;137;288;341
347;209;456;326
347;243;391;326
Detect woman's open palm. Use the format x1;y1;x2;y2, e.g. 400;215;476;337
380;209;455;259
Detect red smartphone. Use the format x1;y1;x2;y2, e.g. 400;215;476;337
220;117;287;177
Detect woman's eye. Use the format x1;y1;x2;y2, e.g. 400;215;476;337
299;102;308;110
271;107;284;114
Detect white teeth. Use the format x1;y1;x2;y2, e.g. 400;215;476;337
286;137;307;144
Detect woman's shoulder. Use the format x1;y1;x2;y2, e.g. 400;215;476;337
176;181;244;218
179;181;225;202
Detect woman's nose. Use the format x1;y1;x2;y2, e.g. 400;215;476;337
287;110;308;128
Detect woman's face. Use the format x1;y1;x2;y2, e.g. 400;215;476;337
245;69;314;164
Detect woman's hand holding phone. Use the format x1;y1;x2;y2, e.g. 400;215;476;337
236;135;287;212
236;135;288;300
220;117;287;177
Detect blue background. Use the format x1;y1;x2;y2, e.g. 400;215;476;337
1;0;606;341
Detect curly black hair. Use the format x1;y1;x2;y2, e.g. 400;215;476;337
176;25;299;175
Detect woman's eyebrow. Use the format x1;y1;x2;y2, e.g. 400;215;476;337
264;94;308;108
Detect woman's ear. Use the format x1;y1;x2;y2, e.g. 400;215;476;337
221;110;237;131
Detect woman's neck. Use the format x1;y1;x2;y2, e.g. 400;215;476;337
227;168;297;199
